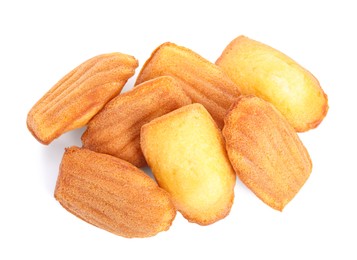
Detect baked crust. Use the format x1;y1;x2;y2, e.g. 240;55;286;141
136;42;240;129
223;96;312;211
216;36;328;132
54;146;176;238
141;104;236;225
27;53;138;144
82;76;191;167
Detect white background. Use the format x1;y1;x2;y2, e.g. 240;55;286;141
1;0;356;259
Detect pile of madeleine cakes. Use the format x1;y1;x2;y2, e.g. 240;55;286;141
27;36;328;238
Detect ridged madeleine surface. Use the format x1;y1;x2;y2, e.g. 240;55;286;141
82;76;191;167
216;35;328;132
135;42;240;128
223;96;312;211
54;146;176;238
141;104;236;225
27;53;138;144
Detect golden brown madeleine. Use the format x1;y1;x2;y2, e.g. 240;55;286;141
135;42;240;129
216;36;328;132
141;104;236;225
54;146;176;238
27;53;138;144
82;76;191;167
223;96;312;211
